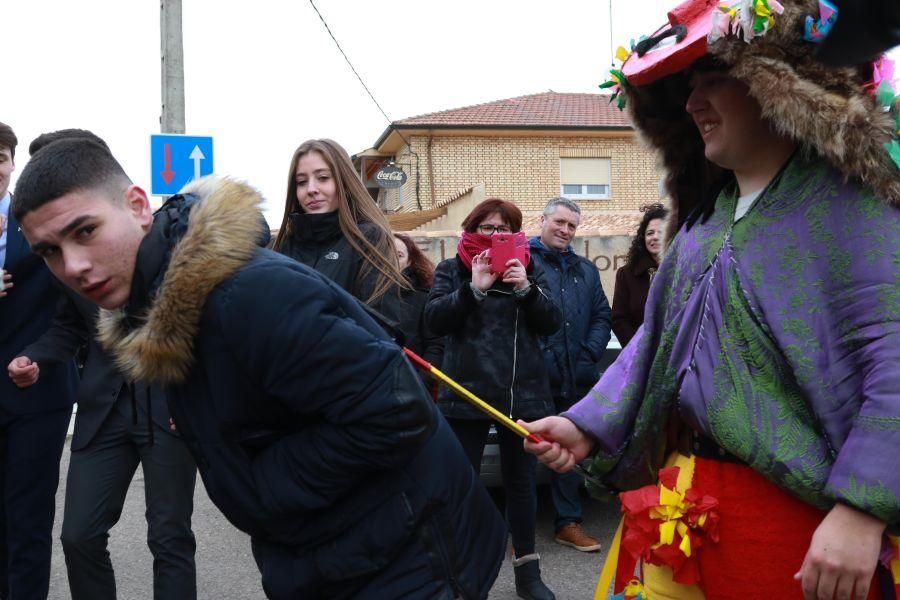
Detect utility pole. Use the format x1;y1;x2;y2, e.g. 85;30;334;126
160;0;185;133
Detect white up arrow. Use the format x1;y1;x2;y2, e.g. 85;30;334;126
189;145;206;181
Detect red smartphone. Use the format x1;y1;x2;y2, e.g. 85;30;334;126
490;234;517;274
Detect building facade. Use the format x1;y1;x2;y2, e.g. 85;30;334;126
356;92;663;214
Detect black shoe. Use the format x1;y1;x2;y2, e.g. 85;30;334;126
513;555;555;600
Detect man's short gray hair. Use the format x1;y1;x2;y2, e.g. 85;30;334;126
542;196;582;217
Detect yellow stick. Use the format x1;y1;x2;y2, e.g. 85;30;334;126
403;347;606;489
431;365;535;439
403;347;535;441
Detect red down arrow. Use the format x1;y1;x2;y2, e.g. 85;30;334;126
160;143;176;184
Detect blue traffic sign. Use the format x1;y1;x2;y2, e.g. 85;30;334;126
150;134;214;196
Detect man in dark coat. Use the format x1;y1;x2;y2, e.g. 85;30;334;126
7;129;197;600
11;139;507;600
0;121;78;600
528;197;611;553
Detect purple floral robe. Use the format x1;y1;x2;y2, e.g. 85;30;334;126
566;152;900;524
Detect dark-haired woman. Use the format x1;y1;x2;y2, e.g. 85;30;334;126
425;199;561;600
393;233;443;397
611;203;669;347
273;138;406;327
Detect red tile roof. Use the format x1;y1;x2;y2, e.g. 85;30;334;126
394;92;631;129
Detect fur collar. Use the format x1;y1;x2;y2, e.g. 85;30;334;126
97;176;266;385
622;0;900;240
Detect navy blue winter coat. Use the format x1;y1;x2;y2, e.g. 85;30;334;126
528;237;612;406
97;183;506;600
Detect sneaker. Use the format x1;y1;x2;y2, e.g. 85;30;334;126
554;523;602;552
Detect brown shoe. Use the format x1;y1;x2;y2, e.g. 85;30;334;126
554;523;602;552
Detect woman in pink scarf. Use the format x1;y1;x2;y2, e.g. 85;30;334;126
425;198;562;600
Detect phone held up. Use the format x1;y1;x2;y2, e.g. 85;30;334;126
490;234;520;275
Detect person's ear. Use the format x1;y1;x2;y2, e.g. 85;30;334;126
123;185;153;230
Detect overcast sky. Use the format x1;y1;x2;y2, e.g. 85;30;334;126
6;1;898;223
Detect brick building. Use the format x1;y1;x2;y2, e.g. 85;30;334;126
355;91;662;215
354;92;664;298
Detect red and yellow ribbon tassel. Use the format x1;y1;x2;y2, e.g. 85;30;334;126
618;465;720;585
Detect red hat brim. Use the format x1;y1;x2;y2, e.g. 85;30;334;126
622;0;718;86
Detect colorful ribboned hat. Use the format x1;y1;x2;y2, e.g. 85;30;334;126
622;0;719;86
605;0;899;232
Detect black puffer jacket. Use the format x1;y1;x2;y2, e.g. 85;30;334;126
275;211;402;327
98;184;507;600
397;268;444;386
426;256;561;421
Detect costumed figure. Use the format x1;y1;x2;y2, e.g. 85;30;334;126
523;0;900;598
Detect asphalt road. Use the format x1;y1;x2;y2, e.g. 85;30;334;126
46;441;622;599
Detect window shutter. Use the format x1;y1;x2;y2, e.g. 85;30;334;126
560;158;611;185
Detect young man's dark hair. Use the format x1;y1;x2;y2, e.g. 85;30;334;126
12;138;129;220
0;121;18;158
29;128;110;156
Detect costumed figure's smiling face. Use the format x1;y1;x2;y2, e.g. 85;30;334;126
295;151;339;214
21;186;152;310
685;71;767;171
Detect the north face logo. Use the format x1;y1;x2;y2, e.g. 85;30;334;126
324;251;339;260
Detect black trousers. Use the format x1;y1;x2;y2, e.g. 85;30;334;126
0;407;70;600
60;395;198;600
446;418;538;557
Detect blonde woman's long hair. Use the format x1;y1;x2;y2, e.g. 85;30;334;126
273;139;408;303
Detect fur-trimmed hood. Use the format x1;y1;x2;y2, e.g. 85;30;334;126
620;0;900;237
97;176;268;385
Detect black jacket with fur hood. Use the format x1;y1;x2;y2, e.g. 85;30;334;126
97;178;506;599
426;256;561;421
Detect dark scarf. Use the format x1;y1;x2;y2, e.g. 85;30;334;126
289;210;342;244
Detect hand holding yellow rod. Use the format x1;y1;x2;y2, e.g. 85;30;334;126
403;347;605;488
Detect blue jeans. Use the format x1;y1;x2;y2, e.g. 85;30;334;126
550;468;583;533
447;418;537;557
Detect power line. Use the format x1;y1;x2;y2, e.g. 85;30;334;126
308;0;421;210
308;0;394;125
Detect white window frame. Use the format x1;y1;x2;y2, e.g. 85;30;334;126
560;183;610;200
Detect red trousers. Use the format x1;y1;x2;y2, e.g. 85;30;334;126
690;456;882;599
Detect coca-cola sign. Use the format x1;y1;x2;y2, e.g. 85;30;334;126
374;165;408;189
